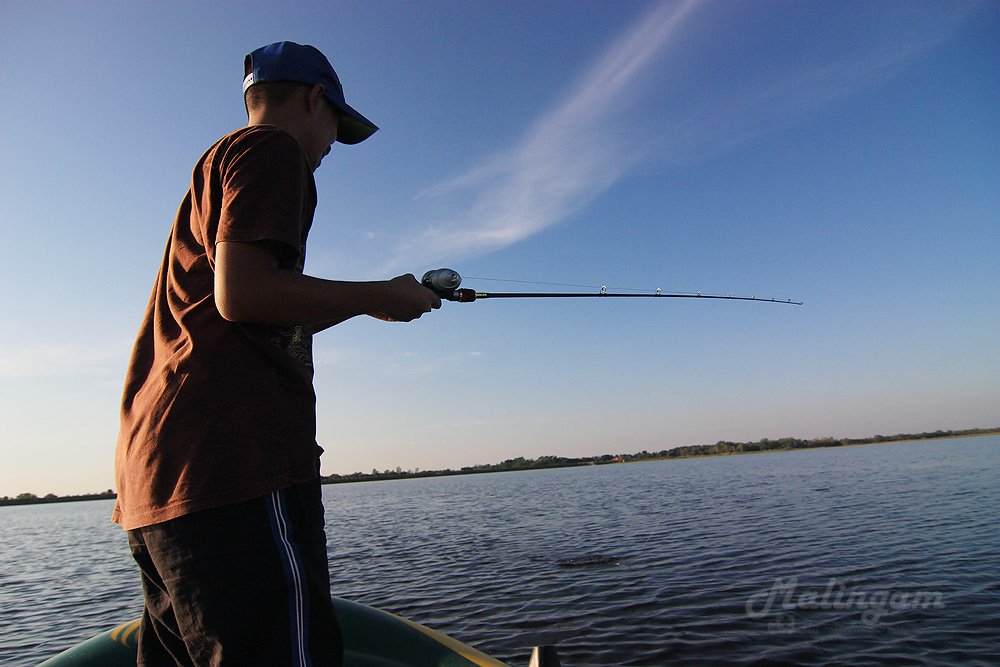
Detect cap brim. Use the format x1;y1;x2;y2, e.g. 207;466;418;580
330;98;378;145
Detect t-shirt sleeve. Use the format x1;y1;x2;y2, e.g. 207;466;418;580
217;129;312;262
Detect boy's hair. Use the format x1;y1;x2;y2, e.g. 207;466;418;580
244;80;308;113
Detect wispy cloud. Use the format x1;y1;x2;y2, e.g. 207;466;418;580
386;0;702;269
649;24;964;169
376;0;971;273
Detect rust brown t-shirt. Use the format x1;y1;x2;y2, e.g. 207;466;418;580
113;125;321;530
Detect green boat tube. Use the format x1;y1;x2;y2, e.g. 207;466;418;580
38;596;513;666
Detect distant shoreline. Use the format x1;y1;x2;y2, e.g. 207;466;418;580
0;491;117;507
316;427;1000;486
3;427;997;506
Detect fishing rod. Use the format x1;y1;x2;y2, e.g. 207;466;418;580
422;269;803;305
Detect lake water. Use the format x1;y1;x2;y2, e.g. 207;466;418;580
2;436;998;666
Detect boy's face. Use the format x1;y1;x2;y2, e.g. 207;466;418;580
312;98;340;170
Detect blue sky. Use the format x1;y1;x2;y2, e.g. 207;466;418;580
1;0;997;496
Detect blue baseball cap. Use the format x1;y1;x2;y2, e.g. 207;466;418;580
243;41;378;145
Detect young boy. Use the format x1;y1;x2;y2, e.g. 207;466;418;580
113;41;440;666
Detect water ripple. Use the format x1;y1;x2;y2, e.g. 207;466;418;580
2;436;999;666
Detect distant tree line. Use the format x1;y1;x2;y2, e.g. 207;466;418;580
319;426;999;485
635;427;998;460
4;427;997;502
0;490;116;507
321;454;597;485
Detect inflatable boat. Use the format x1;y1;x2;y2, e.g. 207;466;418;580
39;596;560;666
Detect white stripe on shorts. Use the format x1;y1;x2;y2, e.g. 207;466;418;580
269;490;309;667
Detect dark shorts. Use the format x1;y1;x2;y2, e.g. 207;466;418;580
127;479;342;666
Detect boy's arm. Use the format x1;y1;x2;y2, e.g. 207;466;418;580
214;240;440;327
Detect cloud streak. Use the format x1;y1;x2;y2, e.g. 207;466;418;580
388;0;702;268
379;0;971;272
647;19;966;170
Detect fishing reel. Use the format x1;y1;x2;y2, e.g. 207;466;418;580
422;269;478;302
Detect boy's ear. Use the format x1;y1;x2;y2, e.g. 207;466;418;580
308;84;326;113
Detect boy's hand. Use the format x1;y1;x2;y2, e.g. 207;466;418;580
369;274;441;322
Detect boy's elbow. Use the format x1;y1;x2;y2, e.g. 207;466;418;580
214;240;283;323
214;291;243;322
214;276;255;322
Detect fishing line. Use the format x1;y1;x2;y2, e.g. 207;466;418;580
638;509;670;550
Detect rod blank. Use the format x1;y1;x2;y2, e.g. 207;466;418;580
457;290;802;305
421;269;803;305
